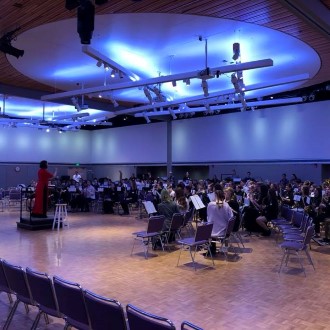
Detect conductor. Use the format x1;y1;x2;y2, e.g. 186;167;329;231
31;160;57;218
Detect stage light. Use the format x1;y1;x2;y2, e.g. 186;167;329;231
0;27;24;59
143;87;153;104
309;94;315;101
232;42;240;61
71;96;81;112
172;81;177;87
143;113;151;123
201;79;209;97
168;107;177;120
183;78;190;86
96;60;102;67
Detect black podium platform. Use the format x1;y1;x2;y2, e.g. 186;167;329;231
17;216;53;230
17;187;54;230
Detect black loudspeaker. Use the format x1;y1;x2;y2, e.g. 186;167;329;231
77;1;95;44
65;0;79;10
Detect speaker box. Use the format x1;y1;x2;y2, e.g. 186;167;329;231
77;1;95;44
65;0;79;10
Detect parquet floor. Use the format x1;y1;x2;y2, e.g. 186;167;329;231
1;207;330;330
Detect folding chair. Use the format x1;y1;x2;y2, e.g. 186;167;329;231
2;260;36;330
26;267;62;329
126;303;176;330
131;215;165;259
0;258;13;303
163;213;184;250
177;222;215;270
180;208;195;237
84;289;128;330
53;275;90;330
278;225;316;276
212;217;237;260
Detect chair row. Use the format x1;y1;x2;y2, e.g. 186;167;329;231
131;210;195;259
0;258;203;330
131;211;244;271
271;205;316;275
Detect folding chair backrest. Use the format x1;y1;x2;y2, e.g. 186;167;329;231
182;208;194;227
147;215;165;233
285;208;294;222
126;303;176;330
2;260;34;305
224;217;236;237
181;320;204;330
53;275;90;330
170;213;184;231
292;211;304;227
26;267;60;318
303;225;315;246
0;259;12;295
194;223;213;242
84;289;127;330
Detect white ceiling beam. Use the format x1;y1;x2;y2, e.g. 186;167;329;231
41;59;273;101
82;46;140;82
134;97;304;117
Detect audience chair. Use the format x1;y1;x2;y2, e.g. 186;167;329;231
131;215;165;259
278;225;316;276
126;303;176;330
231;214;245;248
26;267;62;330
53;275;90;330
2;260;36;330
181;320;204;330
180;208;195;237
282;216;313;242
212;217;237;260
84;289;128;330
163;213;184;250
8;189;22;208
177;222;215;271
0;258;13;304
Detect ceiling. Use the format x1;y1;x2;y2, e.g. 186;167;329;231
0;0;329;130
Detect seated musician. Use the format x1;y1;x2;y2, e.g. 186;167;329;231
242;182;268;233
280;183;294;207
224;187;240;232
157;190;180;231
255;187;279;236
207;189;233;255
81;180;96;212
174;187;189;214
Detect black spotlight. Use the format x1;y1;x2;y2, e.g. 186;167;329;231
0;27;24;59
77;0;95;45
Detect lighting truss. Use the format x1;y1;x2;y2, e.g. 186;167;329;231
41;58;274;101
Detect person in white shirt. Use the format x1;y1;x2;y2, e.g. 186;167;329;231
207;189;233;255
73;170;82;183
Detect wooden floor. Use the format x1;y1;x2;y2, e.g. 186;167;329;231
1;206;330;330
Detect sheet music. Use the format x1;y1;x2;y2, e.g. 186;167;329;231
293;195;301;202
142;201;157;214
190;195;205;210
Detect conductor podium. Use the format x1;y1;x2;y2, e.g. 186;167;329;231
16;187;54;230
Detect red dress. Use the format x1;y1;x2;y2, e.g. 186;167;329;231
32;168;53;217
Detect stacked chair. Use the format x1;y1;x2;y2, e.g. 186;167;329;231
273;205;316;275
